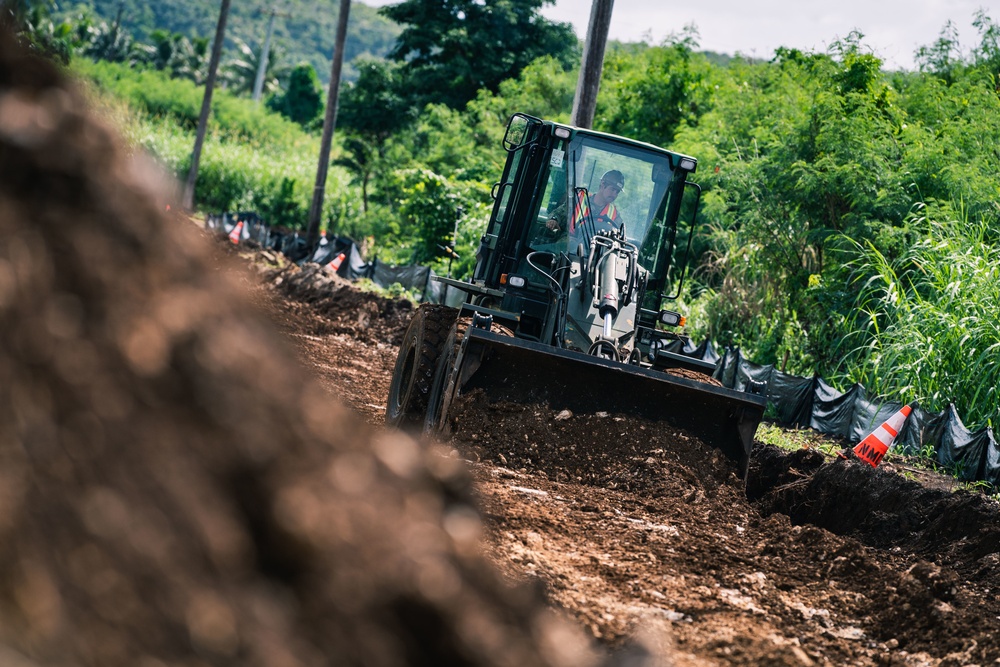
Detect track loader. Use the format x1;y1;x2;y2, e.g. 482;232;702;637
386;114;765;479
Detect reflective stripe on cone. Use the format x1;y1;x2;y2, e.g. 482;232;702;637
853;405;912;467
228;220;244;244
326;252;345;273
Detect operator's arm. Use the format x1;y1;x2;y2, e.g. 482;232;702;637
545;201;567;232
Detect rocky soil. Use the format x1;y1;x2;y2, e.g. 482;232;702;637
252;248;1000;667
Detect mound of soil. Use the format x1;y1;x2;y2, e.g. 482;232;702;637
0;32;619;667
264;263;414;345
449;392;742;495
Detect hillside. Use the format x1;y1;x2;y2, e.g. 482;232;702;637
73;0;401;81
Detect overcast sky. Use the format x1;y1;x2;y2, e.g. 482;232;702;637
363;0;1000;70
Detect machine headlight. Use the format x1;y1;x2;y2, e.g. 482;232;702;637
659;310;687;327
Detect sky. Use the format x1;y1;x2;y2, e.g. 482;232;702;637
363;0;1000;71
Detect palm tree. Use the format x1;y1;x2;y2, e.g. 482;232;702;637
82;5;131;63
220;37;284;97
134;30;210;84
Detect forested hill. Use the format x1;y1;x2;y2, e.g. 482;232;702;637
74;0;401;81
69;0;738;83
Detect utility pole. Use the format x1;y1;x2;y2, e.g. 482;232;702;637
252;7;290;103
571;0;614;129
305;0;350;250
183;0;230;211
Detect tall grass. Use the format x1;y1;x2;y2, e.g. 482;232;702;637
70;59;355;227
134;117;338;215
72;59;310;151
836;202;1000;428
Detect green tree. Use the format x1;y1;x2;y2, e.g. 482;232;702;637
380;0;578;109
333;135;378;213
70;0;402;84
339;59;412;142
337;58;414;211
76;3;139;64
667;33;914;369
381;168;490;267
3;0;78;62
132;29;210;83
267;62;322;126
259;176;307;228
915;20;963;84
971;9;1000;75
599;28;713;146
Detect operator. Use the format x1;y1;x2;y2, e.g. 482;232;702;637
545;169;625;237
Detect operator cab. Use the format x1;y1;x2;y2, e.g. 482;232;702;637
470;114;700;363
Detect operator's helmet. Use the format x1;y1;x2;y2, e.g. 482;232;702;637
593;170;625;234
601;170;625;192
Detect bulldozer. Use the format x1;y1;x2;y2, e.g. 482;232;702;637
386;113;765;480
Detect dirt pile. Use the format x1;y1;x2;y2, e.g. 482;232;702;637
0;31;641;667
449;393;741;495
264;262;414;345
748;446;1000;659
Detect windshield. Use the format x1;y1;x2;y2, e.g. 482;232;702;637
528;135;675;272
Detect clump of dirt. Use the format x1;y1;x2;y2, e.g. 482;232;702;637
264;262;414;344
0;31;628;667
664;366;723;386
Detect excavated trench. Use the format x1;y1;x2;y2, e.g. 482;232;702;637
750;445;1000;579
451;384;1000;580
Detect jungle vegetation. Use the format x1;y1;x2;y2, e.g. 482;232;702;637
8;1;1000;430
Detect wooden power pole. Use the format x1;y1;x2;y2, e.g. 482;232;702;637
571;0;614;129
252;7;291;103
183;0;230;211
305;0;351;250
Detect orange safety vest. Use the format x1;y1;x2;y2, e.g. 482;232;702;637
570;190;620;233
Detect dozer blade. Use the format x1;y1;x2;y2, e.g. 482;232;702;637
449;329;766;481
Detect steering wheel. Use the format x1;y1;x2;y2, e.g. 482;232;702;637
593;213;617;234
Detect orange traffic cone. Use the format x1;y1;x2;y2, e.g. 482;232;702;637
228;220;244;244
853;405;912;467
326;252;345;273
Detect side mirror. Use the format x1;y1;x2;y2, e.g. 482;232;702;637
503;113;537;151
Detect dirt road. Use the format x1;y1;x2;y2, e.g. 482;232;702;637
256;249;1000;667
